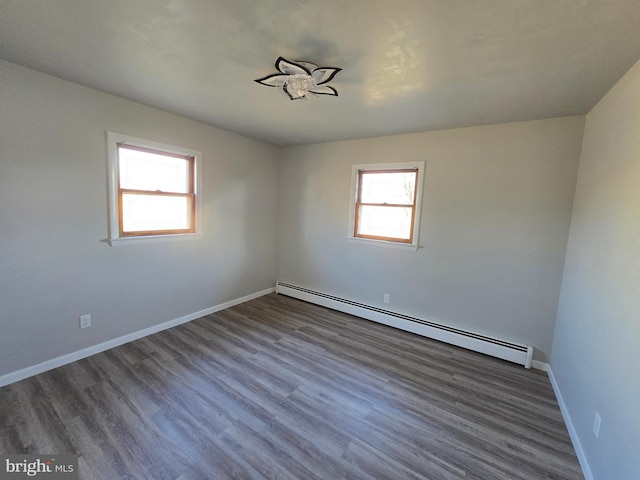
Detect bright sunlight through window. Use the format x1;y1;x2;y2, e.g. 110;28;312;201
118;145;194;235
107;132;201;245
349;162;425;249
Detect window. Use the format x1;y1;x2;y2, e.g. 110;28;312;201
348;162;425;249
107;132;201;245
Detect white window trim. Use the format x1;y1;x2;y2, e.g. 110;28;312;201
106;131;203;246
347;161;425;251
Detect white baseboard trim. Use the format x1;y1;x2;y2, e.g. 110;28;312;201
531;360;550;372
547;366;595;480
0;287;274;388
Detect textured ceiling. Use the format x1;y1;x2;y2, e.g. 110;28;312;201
1;0;640;146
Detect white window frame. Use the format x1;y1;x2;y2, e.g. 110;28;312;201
347;161;425;251
106;131;202;246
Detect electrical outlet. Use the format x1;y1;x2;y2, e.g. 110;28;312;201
79;314;92;329
593;412;601;439
383;293;390;304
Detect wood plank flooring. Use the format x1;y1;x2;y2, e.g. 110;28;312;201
0;293;583;479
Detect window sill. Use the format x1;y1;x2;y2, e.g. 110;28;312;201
107;233;203;247
347;236;419;251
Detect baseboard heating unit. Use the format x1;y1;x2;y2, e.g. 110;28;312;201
275;281;534;369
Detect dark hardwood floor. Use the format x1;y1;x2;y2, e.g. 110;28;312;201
0;293;583;479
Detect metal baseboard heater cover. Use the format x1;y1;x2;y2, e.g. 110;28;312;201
275;281;534;369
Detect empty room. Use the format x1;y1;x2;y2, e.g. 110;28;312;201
1;1;639;479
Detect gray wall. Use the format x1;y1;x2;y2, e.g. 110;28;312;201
551;59;640;479
0;60;280;377
278;117;585;362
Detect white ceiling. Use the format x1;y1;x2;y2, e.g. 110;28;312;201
2;0;640;146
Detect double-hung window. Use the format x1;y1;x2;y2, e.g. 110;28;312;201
107;132;201;245
348;162;425;249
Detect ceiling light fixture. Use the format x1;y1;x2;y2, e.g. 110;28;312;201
255;57;342;100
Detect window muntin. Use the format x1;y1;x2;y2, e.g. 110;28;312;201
354;168;418;243
117;143;196;237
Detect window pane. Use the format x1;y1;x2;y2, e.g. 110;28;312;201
360;171;416;204
119;146;190;193
357;205;413;240
122;194;191;232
